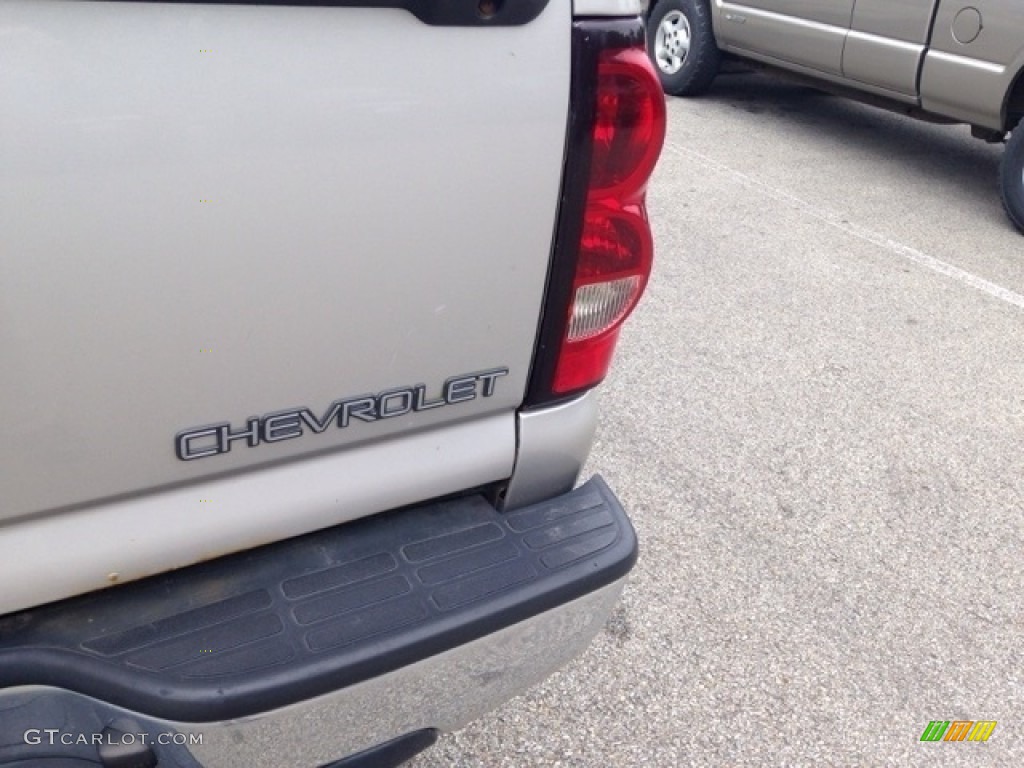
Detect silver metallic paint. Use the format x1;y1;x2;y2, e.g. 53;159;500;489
708;0;1024;129
714;1;852;75
842;28;926;96
922;0;1024;129
848;0;939;42
0;0;568;515
574;0;644;14
0;0;572;609
0;413;514;615
502;391;599;510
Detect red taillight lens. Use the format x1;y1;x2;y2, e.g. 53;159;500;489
550;46;666;395
589;49;668;200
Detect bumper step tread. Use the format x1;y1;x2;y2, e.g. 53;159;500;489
0;476;635;722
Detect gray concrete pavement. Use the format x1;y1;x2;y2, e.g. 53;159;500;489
411;73;1023;767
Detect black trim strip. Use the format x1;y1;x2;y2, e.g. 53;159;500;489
93;0;550;27
524;19;647;408
321;729;438;768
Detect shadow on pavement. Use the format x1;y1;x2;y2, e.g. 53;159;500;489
680;71;1004;218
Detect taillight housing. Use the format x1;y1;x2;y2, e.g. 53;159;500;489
525;21;666;405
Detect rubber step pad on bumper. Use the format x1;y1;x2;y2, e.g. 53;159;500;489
0;476;636;722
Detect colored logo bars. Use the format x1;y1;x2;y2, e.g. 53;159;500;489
920;721;997;742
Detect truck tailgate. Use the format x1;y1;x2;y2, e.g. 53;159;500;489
0;1;569;521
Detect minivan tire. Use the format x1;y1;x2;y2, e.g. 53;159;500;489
646;0;721;97
1000;127;1024;234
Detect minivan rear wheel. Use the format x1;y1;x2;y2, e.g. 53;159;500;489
647;0;721;96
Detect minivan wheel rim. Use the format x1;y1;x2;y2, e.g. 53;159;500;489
655;11;691;75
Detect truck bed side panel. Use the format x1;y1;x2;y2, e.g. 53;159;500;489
0;0;571;608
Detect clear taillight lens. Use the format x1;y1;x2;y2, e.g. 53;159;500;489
567;277;644;342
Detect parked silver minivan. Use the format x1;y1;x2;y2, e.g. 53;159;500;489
646;0;1024;232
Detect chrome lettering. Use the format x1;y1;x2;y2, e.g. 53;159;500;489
299;402;342;434
174;367;510;460
175;426;221;461
218;418;260;453
378;389;414;418
476;368;509;397
262;412;303;443
339;397;378;427
412;384;446;410
444;375;478;403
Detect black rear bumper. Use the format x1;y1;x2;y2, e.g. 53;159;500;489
0;476;636;725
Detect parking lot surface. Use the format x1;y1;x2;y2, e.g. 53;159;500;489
411;73;1024;767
